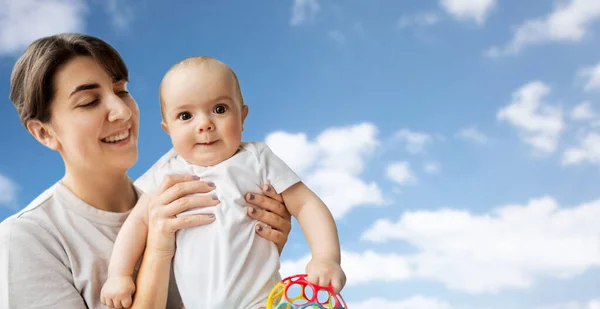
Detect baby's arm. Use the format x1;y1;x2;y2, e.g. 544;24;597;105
281;182;346;293
101;193;150;308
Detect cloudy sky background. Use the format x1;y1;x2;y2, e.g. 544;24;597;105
1;0;599;308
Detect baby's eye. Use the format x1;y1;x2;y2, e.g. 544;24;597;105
178;111;192;120
214;104;228;114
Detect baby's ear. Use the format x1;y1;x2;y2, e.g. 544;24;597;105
241;104;249;125
161;120;170;134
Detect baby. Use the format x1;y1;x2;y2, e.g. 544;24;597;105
100;56;346;309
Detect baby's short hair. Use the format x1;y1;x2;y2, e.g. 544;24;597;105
159;56;244;120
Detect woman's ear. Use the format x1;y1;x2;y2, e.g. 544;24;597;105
26;119;60;151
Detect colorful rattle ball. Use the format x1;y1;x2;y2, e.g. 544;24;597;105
266;274;348;309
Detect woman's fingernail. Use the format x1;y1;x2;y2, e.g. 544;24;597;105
250;206;257;214
249;193;255;200
192;175;200;180
266;185;271;192
257;225;263;232
207;181;215;187
208;214;215;218
212;195;219;200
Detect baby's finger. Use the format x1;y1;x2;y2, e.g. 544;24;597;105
307;272;319;286
114;300;123;309
101;296;106;306
331;277;343;294
319;275;331;289
106;298;115;308
122;296;133;308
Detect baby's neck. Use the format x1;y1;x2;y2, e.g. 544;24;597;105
61;167;137;213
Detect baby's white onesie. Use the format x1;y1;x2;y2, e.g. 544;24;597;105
135;142;300;309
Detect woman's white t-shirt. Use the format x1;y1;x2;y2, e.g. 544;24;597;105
0;182;183;308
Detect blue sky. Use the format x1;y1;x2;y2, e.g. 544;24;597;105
1;0;600;308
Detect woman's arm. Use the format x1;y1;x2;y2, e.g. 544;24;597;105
130;174;218;309
0;219;88;309
245;184;293;254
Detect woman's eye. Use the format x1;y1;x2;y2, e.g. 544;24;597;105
214;105;227;114
116;90;130;96
178;112;192;120
79;99;99;108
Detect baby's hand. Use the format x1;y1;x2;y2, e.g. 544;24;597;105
306;258;346;294
101;276;136;308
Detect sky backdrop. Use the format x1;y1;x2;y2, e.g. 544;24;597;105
1;0;600;308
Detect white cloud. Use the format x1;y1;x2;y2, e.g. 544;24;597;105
0;0;87;55
280;250;412;287
265;132;319;176
497;81;563;154
0;0;136;56
398;12;440;28
306;170;384;218
439;0;496;25
105;0;133;30
578;62;600;92
266;123;385;218
538;299;600;309
424;162;441;174
328;30;345;43
361;196;600;293
395;129;433;154
486;0;600;57
456;125;488;144
386;161;416;185
562;132;600;165
290;0;320;26
314;123;379;175
571;101;595;121
349;296;452;309
0;173;17;207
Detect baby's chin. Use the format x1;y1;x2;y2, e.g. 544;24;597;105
183;147;238;167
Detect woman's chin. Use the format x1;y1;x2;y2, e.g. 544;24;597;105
100;152;139;173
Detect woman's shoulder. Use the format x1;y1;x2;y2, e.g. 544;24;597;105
0;183;63;242
0;183;74;271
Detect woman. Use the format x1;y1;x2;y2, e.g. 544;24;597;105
0;33;293;309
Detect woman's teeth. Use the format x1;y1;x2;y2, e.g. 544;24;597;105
102;130;129;143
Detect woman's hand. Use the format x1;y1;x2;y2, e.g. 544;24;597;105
245;184;292;254
145;174;218;258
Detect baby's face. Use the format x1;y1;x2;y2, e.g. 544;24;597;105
160;62;248;166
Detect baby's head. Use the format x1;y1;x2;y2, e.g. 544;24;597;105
159;56;248;167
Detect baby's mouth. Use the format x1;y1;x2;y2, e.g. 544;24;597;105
198;140;217;146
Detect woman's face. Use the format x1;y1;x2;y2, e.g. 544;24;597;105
39;56;139;175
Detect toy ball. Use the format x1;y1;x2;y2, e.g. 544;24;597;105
266;274;347;309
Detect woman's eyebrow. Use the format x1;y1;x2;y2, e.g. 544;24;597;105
69;83;100;98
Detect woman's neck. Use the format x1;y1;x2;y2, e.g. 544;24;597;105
61;167;137;213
